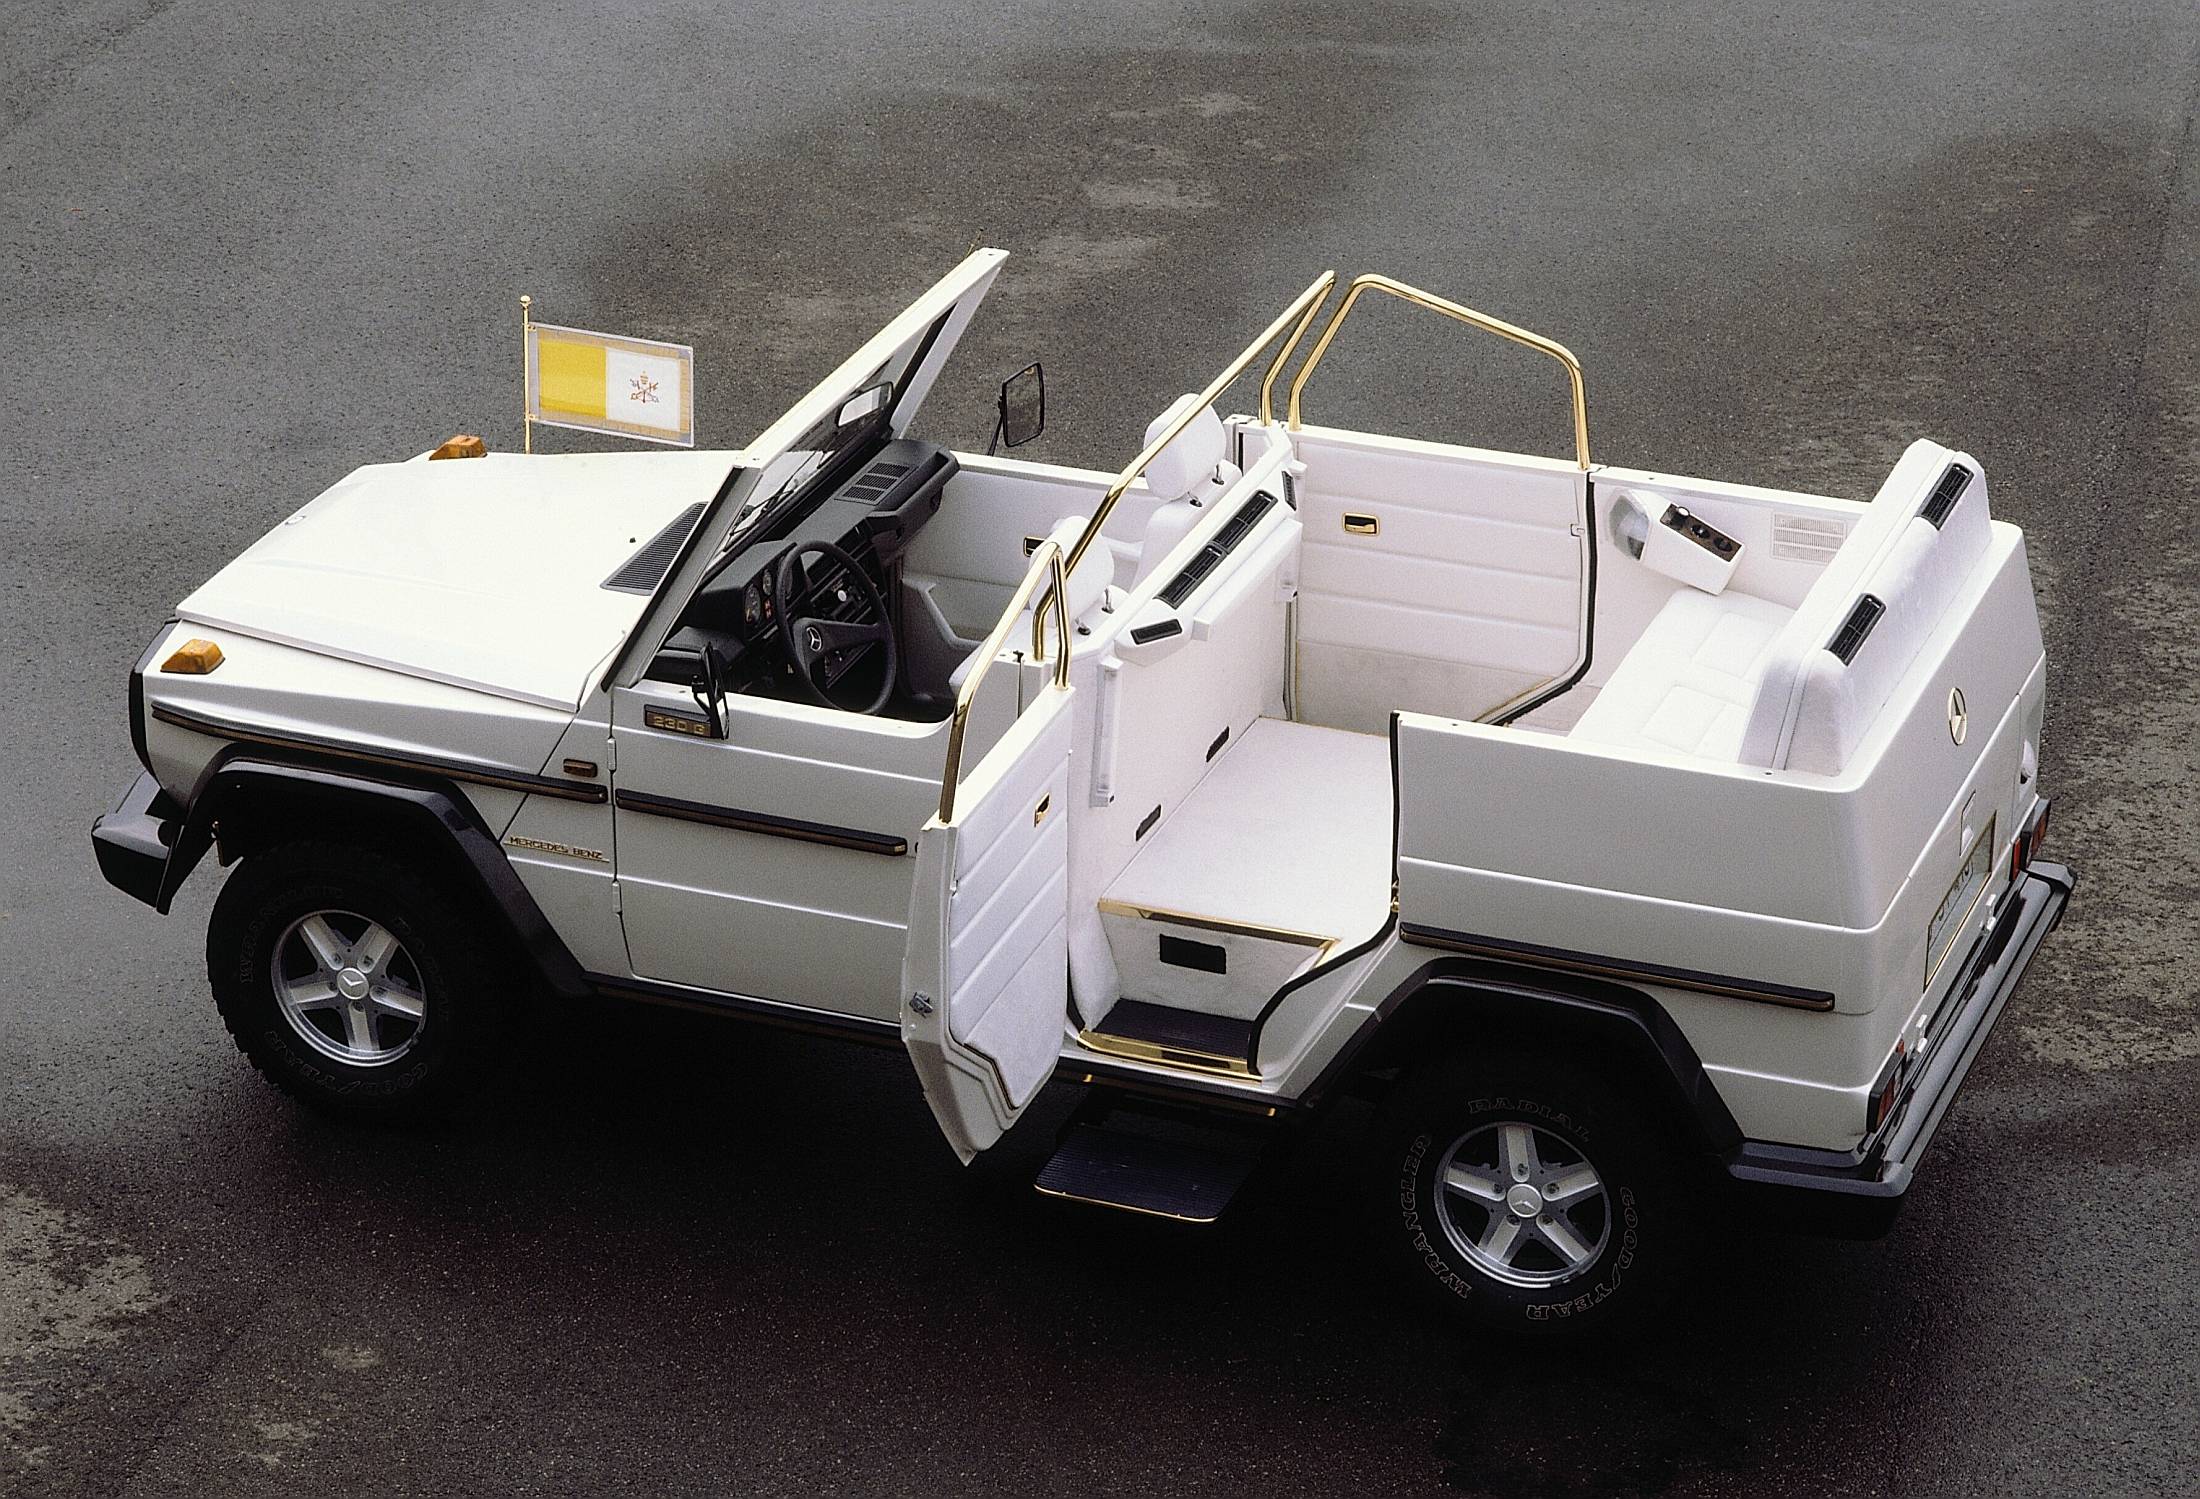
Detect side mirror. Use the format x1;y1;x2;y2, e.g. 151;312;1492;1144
690;643;729;738
993;362;1045;453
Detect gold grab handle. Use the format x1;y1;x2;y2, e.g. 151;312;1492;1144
937;542;1072;826
1284;273;1590;471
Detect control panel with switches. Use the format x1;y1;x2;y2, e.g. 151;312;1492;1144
1642;502;1744;593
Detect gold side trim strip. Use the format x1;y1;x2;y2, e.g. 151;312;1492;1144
1075;1028;1258;1080
1096;897;1337;952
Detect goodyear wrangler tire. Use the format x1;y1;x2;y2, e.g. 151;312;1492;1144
1374;1052;1688;1337
208;840;511;1121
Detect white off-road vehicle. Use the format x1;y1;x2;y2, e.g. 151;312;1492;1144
94;252;2072;1333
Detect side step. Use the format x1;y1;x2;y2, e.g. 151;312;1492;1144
1080;997;1256;1077
1035;1121;1263;1223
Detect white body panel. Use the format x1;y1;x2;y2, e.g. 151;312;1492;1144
178;450;728;711
127;254;2061;1174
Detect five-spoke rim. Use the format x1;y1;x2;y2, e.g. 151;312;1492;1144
1433;1120;1611;1289
270;910;427;1068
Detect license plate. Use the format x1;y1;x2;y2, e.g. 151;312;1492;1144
1925;814;1996;989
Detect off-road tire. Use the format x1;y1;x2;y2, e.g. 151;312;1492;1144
207;840;511;1121
1374;1050;1694;1338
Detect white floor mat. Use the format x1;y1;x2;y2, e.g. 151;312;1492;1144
1104;716;1394;945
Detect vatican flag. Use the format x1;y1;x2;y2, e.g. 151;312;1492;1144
527;321;695;447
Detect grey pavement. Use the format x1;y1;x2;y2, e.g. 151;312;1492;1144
2;1;2195;1494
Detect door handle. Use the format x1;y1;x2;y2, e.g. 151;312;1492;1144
1342;513;1380;536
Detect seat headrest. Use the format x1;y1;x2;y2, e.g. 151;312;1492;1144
1039;514;1111;624
1141;395;1229;502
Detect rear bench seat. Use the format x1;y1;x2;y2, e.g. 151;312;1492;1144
1570;440;1993;775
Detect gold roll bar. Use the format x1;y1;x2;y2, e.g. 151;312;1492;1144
1282;273;1590;470
1043;272;1338;633
937;540;1072;826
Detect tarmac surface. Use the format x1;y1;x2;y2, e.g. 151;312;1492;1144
3;1;2197;1494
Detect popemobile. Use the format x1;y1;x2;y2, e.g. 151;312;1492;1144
92;252;2073;1333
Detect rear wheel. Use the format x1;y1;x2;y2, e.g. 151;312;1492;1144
208;840;511;1120
1374;1051;1694;1337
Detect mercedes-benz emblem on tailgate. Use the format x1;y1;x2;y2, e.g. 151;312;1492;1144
1948;687;1968;745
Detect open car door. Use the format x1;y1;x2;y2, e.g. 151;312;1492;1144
901;558;1076;1163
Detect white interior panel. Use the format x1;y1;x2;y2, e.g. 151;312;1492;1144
901;688;1075;1160
1289;424;1588;733
1099;717;1393;1020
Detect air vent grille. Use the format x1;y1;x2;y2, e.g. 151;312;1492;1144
602;503;706;594
1772;511;1848;563
1825;593;1885;664
1157;492;1277;608
841;460;913;504
1918;465;1970;529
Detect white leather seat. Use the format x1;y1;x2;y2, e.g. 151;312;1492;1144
947;513;1111;692
1135;395;1242;579
1572;439;1993;774
1569;590;1794;759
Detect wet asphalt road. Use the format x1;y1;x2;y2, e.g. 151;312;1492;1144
4;1;2198;1494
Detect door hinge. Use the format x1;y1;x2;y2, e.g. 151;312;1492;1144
605;734;617;772
908;991;934;1016
611;878;622;913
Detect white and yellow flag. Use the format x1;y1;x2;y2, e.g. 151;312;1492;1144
527;321;695;447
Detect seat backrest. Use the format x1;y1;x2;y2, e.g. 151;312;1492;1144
1141;395;1234;501
1739;439;1992;773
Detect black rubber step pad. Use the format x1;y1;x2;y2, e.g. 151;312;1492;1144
1034;1123;1260;1223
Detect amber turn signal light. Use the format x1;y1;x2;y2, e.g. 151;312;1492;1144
430;434;488;459
160;638;224;674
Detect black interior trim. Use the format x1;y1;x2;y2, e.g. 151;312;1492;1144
1158;934;1228;974
1092;997;1251;1055
613;787;908;856
603;503;708;593
1491;474;1598;726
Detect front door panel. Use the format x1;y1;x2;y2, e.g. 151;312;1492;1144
902;686;1074;1162
610;681;951;1022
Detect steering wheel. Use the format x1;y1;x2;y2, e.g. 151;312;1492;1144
772;540;898;715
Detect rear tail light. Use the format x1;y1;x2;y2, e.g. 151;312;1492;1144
1869;1041;1909;1133
2012;798;2052;880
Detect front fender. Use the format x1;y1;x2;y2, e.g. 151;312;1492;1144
96;756;590;1001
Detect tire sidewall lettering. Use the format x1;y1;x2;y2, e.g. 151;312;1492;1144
1398;1132;1476;1301
1398;1098;1639;1321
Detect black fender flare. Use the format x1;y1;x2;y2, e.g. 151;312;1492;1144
162;755;591;1001
1309;956;1744;1157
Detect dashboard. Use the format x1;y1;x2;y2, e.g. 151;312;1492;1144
648;437;958;699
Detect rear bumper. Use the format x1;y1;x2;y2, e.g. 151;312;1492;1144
1724;860;2075;1234
90;770;182;908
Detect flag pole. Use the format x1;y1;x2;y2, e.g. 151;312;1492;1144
520;294;534;455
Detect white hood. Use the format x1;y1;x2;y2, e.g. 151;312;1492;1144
178;449;733;711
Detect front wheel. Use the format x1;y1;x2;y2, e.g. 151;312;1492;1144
207;840;512;1120
1374;1052;1695;1337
